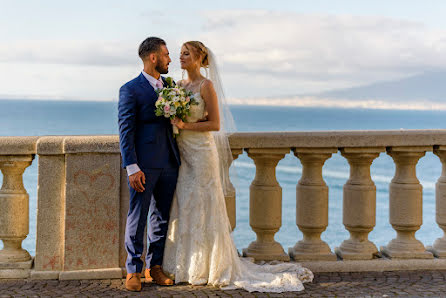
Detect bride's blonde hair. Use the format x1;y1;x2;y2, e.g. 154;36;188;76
183;41;210;68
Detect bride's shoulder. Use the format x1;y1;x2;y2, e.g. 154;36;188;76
199;79;216;99
200;79;214;91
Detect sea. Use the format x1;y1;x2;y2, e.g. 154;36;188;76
0;99;445;256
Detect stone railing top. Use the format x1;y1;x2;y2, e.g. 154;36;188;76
228;130;446;149
0;136;39;155
36;135;120;155
63;135;119;154
3;130;446;156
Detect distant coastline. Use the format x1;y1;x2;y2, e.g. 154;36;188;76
2;97;446;111
229;96;446;111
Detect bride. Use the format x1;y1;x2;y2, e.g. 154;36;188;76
162;41;313;292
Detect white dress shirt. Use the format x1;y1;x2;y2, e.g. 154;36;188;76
126;71;164;176
141;70;164;90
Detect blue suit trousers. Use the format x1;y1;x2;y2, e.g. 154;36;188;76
124;167;178;273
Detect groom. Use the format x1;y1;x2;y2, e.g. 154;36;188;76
118;37;180;291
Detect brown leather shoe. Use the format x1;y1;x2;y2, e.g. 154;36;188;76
125;273;142;291
150;265;174;286
144;268;153;283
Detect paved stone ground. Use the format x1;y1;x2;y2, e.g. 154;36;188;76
1;270;446;297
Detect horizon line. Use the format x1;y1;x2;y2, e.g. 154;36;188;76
1;96;446;112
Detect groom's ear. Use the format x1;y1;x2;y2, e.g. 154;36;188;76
148;53;157;63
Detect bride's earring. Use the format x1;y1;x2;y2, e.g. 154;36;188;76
182;69;186;80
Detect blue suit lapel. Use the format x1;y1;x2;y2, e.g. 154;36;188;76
161;76;167;86
161;76;176;87
138;73;158;99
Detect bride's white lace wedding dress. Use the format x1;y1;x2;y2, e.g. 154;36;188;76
162;81;313;292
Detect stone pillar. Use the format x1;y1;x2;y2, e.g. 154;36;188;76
32;137;65;279
431;146;446;257
381;146;433;259
0;155;34;265
335;147;384;260
289;148;337;261
58;136;122;279
225;148;243;231
243;148;290;261
32;136;123;280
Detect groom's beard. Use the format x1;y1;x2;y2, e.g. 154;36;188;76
155;61;169;74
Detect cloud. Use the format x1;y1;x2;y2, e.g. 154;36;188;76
6;11;446;77
3;10;446;101
0;62;140;101
139;10;183;26
198;10;446;94
0;40;139;66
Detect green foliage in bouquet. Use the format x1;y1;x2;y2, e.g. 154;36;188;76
155;77;198;121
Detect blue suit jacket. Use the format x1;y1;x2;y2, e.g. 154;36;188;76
118;73;181;169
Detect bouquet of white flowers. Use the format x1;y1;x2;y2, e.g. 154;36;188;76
155;77;198;136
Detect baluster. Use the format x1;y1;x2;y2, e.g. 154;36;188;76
0;155;34;263
335;147;384;260
289;148;337;261
431;146;446;257
225;148;243;231
243;148;290;261
381;146;433;259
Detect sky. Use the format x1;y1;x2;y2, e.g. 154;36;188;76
1;0;446;102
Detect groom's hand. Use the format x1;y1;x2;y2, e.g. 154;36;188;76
129;171;146;192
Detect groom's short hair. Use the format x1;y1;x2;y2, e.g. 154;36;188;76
139;37;166;60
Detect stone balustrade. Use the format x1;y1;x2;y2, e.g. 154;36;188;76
3;130;446;279
0;137;38;278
